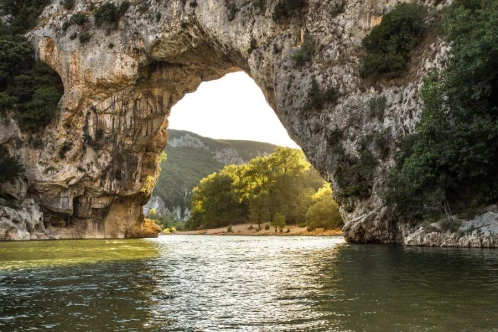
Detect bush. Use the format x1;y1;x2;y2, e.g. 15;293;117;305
0;146;23;184
253;0;265;12
368;95;387;121
227;3;238;21
79;32;91;43
63;0;75;10
248;37;258;54
305;77;338;111
264;223;270;230
69;12;88;25
334;144;377;200
291;33;315;66
64;12;89;31
360;3;429;79
385;0;498;221
0;0;52;35
271;212;286;232
94;2;119;27
118;1;131;16
272;0;305;22
227;225;233;233
330;1;345;17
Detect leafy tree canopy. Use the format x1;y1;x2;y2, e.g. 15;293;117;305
386;0;498;220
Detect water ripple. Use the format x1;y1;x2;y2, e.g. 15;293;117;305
1;236;498;331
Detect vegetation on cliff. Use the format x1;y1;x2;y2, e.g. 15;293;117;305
186;147;343;231
386;0;498;220
0;0;63;130
361;2;429;79
0;146;23;184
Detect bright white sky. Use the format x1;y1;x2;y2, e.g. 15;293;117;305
168;72;300;148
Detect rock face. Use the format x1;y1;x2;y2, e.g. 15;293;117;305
0;199;46;241
1;0;485;245
401;211;498;248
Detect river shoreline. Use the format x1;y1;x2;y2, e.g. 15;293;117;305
173;223;343;236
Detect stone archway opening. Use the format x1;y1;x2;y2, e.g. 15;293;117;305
144;70;302;223
25;0;348;241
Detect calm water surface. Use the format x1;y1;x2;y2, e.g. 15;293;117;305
1;236;498;331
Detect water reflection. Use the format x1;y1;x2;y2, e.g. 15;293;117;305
1;237;498;331
317;245;498;331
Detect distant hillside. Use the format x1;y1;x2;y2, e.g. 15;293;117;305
146;130;278;220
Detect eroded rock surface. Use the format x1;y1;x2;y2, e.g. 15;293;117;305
2;0;487;245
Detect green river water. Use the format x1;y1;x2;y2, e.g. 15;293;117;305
0;236;497;331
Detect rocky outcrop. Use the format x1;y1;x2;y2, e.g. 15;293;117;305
1;0;484;245
402;212;498;248
0;199;46;240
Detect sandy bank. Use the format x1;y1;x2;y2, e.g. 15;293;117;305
175;223;342;236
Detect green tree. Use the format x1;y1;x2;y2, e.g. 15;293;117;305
386;0;498;219
361;2;429;79
0;145;23;184
249;191;271;228
305;185;343;230
271;212;286;232
187;170;245;230
147;208;157;219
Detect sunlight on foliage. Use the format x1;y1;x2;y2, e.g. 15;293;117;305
186;147;342;230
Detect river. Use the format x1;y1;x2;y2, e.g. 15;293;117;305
1;236;497;331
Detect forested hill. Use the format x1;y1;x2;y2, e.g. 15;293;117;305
147;130;278;220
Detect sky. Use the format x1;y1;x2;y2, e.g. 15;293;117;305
168;72;300;148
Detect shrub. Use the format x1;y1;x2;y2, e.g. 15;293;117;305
0;146;23;184
69;12;88;25
64;12;88;31
94;2;119;27
0;0;51;34
291;33;315;66
63;0;75;10
305;77;338;111
331;1;345;17
385;0;498;221
19;85;61;130
253;0;265;12
118;1;131;16
360;3;429;79
264;223;270;230
272;0;305;22
334;144;378;200
271;212;286;232
227;3;238;21
227;225;233;233
439;218;461;233
248;37;257;54
79;32;91;43
368;95;386;121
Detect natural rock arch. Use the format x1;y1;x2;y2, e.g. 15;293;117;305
22;0;442;241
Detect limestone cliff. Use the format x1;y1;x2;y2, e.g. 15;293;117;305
1;0;494;246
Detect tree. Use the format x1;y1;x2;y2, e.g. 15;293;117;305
272;212;286;233
249;192;271;228
386;0;498;219
0;145;23;184
147;208;157;219
305;185;343;230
